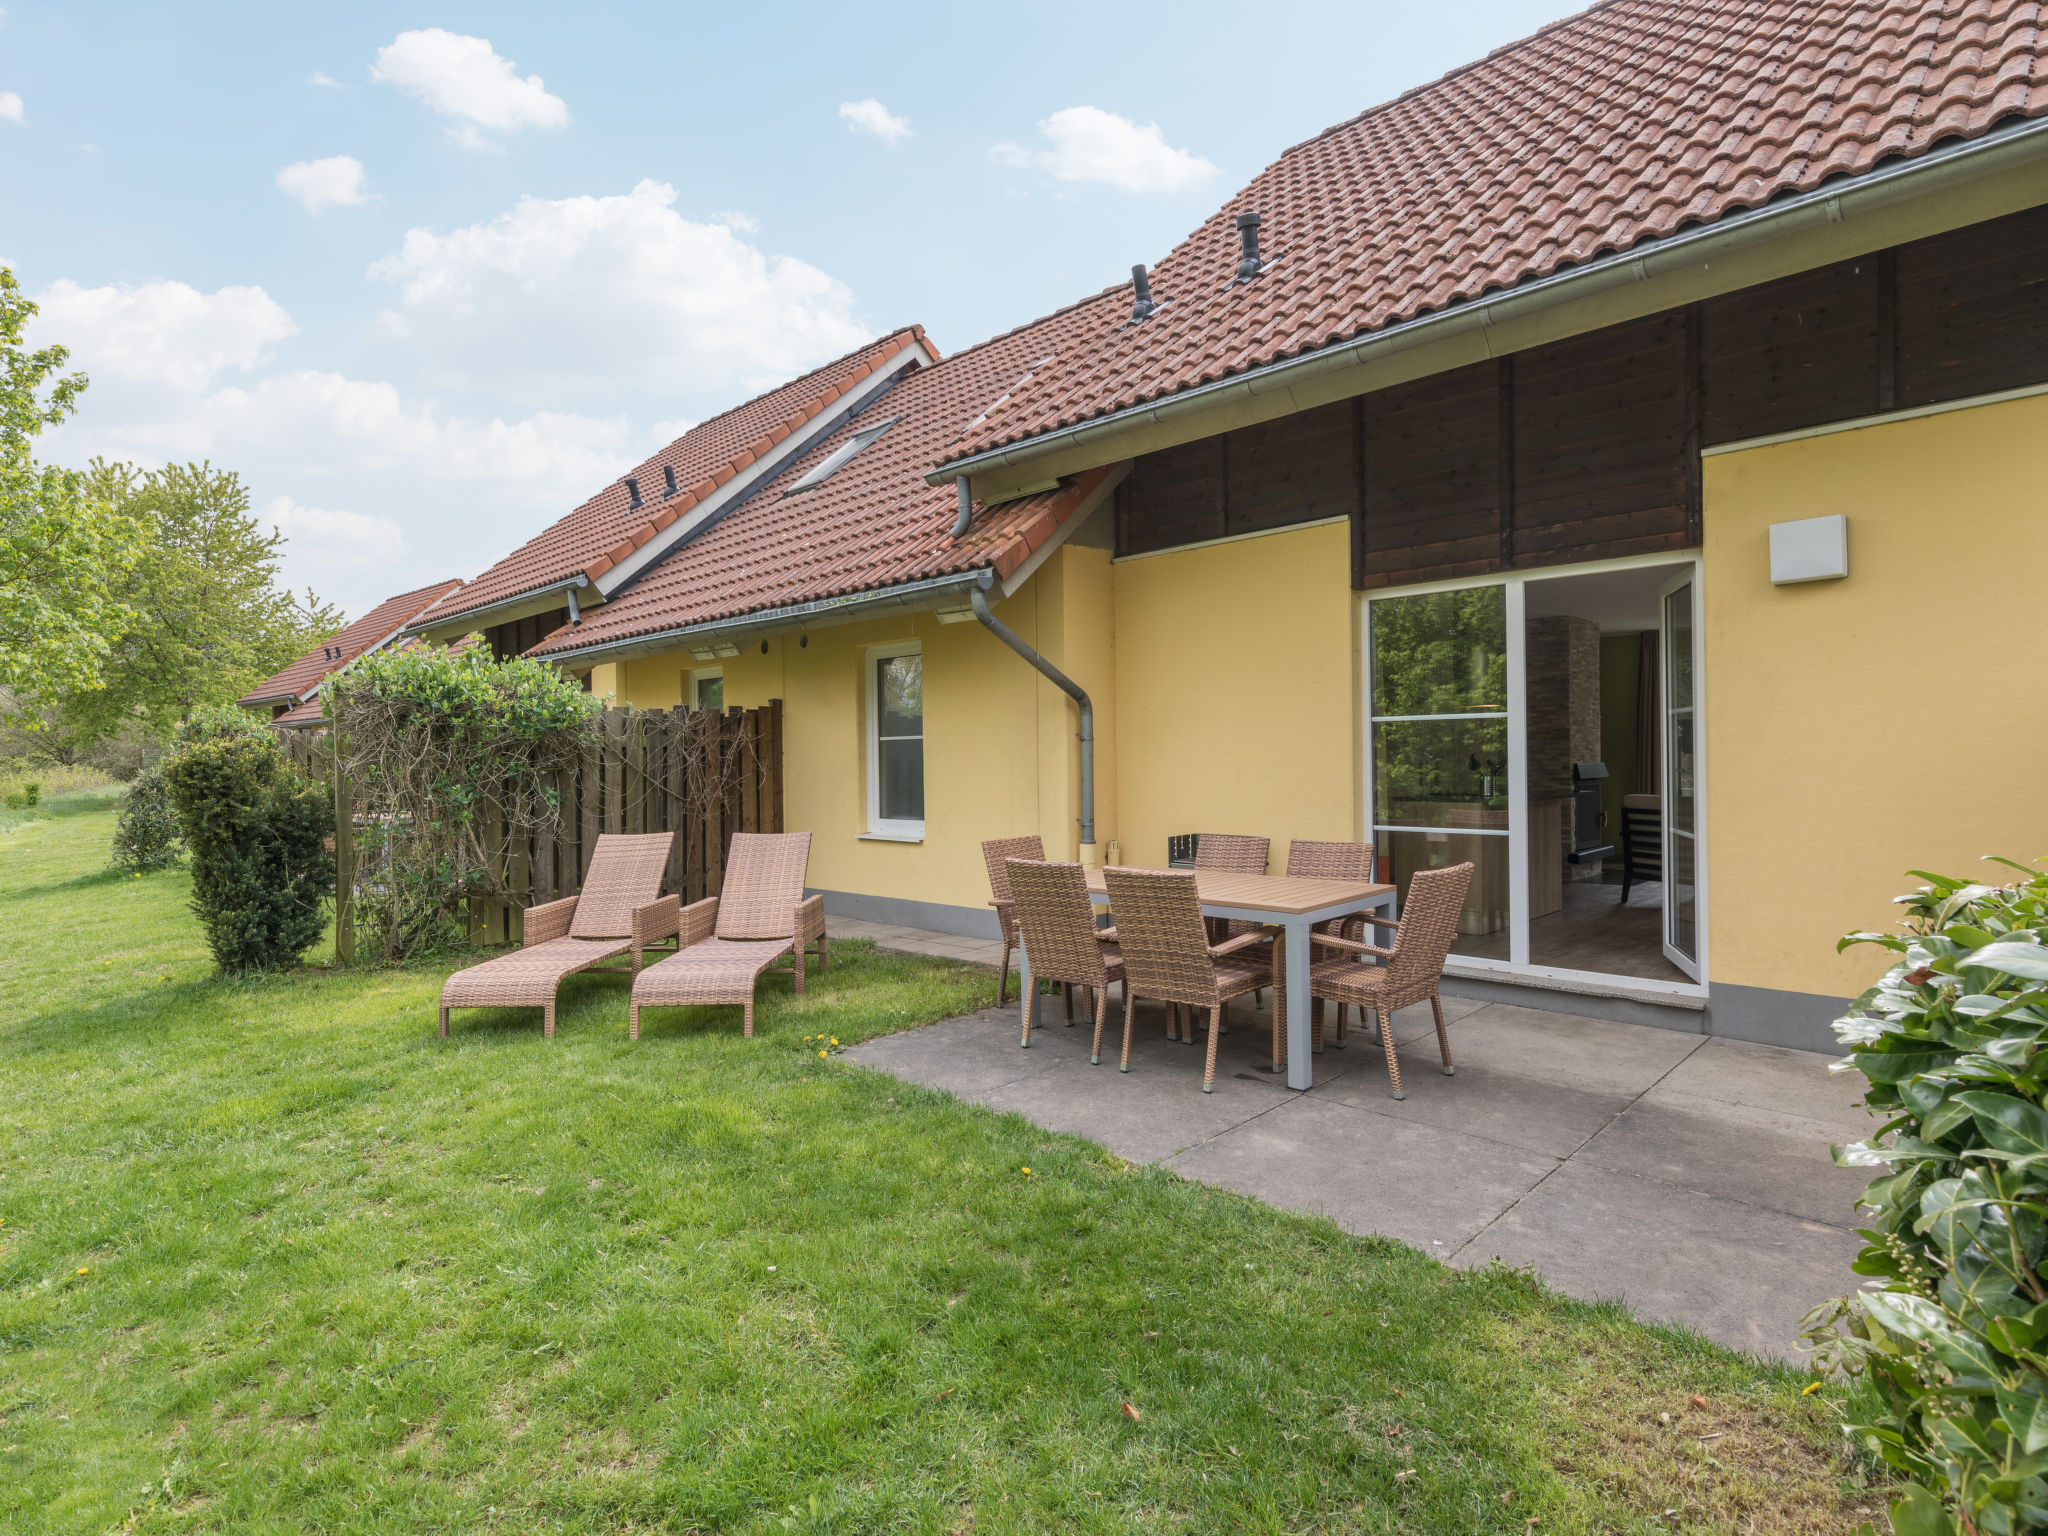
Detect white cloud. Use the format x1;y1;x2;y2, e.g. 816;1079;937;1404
992;106;1218;194
370;29;568;151
709;210;758;235
307;71;343;89
366;179;870;399
276;155;369;213
264;495;410;595
839;98;910;143
0;91;23;125
648;416;696;445
32;278;297;393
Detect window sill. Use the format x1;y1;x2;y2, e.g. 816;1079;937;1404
859;829;925;844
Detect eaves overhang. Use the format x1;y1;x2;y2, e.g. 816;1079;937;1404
407;574;594;644
926;113;2048;487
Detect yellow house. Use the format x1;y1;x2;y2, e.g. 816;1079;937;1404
414;0;2048;1054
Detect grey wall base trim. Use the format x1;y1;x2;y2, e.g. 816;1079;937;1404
810;887;1002;941
1442;974;1848;1056
1441;975;1709;1036
1705;982;1849;1056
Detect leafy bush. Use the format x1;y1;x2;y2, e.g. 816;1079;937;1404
111;762;182;871
1;778;37;810
327;644;601;960
174;702;266;746
1808;860;2048;1536
161;731;333;971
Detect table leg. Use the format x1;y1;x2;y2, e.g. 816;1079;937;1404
1285;916;1312;1091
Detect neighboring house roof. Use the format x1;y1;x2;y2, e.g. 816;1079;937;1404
238;578;466;707
268;630;484;727
937;0;2048;466
527;292;1127;662
426;326;940;630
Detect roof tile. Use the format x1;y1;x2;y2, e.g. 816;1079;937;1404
237;578;465;707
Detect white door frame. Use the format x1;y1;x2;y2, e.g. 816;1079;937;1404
1358;551;1707;1000
1658;565;1705;981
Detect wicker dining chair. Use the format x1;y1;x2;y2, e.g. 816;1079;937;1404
1234;839;1381;1068
1196;832;1272;963
1306;861;1474;1099
982;834;1045;1006
1006;858;1127;1063
438;831;677;1038
1103;866;1280;1093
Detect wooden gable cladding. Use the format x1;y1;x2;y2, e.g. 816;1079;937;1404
1509;310;1695;569
487;607;572;661
1110;203;2048;588
1117;402;1355;555
1360;362;1502;586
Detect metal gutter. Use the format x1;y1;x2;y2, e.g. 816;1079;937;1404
530;569;997;669
927;114;2048;485
969;586;1095;856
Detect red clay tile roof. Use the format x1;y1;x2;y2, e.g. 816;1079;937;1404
238;578;465;706
432;327;939;626
528;294;1126;659
940;0;2048;464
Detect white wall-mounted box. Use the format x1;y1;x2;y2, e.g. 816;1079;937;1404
1769;514;1849;585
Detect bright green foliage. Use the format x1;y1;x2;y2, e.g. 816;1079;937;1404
0;267;143;706
1;778;38;810
110;762;182;871
328;644;601;959
1809;860;2048;1536
0;801;1881;1533
173;700;267;747
160;731;334;971
47;458;344;748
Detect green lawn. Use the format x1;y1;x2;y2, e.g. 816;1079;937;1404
1;797;1881;1534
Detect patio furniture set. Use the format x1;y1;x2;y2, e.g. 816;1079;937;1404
987;834;1474;1098
437;830;826;1039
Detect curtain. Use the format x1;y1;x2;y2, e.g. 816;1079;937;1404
1634;629;1660;795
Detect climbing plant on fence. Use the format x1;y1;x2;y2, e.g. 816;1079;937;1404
326;645;600;960
324;644;783;962
1806;859;2048;1536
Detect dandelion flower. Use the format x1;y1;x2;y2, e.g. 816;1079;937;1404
1802;1381;1822;1396
819;1049;828;1058
1021;1167;1032;1176
829;1037;838;1046
76;1266;89;1276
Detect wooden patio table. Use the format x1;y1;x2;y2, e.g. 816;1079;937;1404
1016;867;1397;1092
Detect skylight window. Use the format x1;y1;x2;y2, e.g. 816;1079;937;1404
783;418;897;495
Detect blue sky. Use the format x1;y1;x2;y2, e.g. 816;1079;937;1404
2;0;1569;616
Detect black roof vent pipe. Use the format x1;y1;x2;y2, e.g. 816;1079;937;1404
662;466;677;498
1234;210;1264;282
1129;263;1158;322
624;476;642;508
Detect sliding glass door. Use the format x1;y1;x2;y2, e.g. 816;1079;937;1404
1364;559;1704;989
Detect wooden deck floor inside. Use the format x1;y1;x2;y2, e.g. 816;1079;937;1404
1453;879;1690;984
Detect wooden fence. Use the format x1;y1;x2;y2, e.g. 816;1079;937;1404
278;702;784;961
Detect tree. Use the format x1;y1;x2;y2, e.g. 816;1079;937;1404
0;266;141;707
51;459;344;745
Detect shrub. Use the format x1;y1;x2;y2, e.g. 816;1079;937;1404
175;702;266;746
327;644;600;960
110;762;182;871
1807;860;2048;1536
161;731;333;971
1;778;38;810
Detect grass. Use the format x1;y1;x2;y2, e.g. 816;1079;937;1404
0;797;1885;1534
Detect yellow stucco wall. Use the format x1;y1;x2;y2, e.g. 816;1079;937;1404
1110;520;1359;869
1703;391;2048;1000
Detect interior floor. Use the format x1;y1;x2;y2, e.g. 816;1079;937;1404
1453;877;1692;984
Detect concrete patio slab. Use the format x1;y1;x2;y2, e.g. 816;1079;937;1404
1166;1094;1559;1252
843;930;1874;1359
1456;1159;1863;1358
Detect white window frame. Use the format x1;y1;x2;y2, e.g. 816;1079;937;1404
1358;550;1707;1001
688;666;724;711
864;639;924;841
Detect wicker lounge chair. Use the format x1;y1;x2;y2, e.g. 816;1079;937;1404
628;831;825;1039
1306;861;1474;1099
437;831;678;1038
981;834;1045;1006
1007;858;1127;1063
1102;866;1279;1092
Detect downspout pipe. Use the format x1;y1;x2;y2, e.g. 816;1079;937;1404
970;584;1095;857
951;475;973;539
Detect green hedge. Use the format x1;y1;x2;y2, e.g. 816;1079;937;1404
162;730;333;971
110;761;181;871
1812;861;2048;1536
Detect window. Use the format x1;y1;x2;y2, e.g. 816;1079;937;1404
784;418;897;496
688;667;723;712
866;642;923;837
